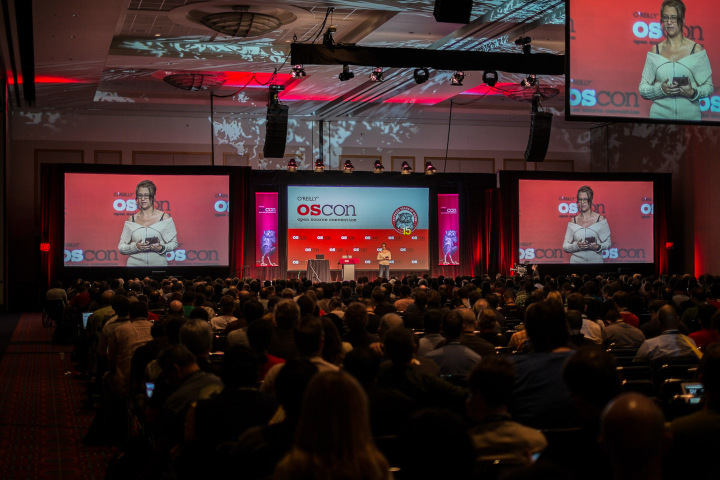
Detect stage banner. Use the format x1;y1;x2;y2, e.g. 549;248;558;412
438;194;460;266
518;180;654;264
64;173;230;267
256;192;279;267
570;0;720;122
287;186;429;271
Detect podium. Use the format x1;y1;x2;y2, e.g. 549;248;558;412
338;257;360;281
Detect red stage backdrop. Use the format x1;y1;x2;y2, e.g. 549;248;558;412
569;0;720;122
287;186;429;271
438;194;460;266
518;180;654;264
64;173;230;267
255;192;279;267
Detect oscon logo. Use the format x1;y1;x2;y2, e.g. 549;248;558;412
215;193;230;213
440;207;457;214
641;203;654;214
113;199;138;212
558;202;605;214
64;249;119;262
166;250;219;262
519;248;564;260
569;89;639;108
603;248;647;260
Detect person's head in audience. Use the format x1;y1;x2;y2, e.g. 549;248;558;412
524;301;569;353
129;300;148;320
343;347;381;391
423;310;443;334
320;317;345;366
188;306;209;322
294;316;324;358
219;295;235;316
478;309;497;333
657;304;680;332
440;310;464;342
157;344;200;387
276;371;389;480
221;346;260;389
111;295;130;318
458;308;476;333
414;290;429;309
567;293;586;313
179;318;213;360
345;302;369;332
613;291;629;311
296;295;317;318
181;290;195;306
99;289;115;307
467;355;516;421
275;359;318;420
274;299;300;329
247;319;274;356
605;309;623;325
378;313;403;342
600;393;669;480
383;327;414;366
564;347;620;425
648;299;665;321
566;310;584;333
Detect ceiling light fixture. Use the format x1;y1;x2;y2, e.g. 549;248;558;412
450;71;465;86
338;64;354;82
515;36;532;55
323;24;337;47
201;6;282;38
287;159;298;172
314;159;325;172
401;161;413;175
291;64;306;78
520;74;537;88
163;73;227;91
373;160;385;173
482;70;498;87
413;68;430;84
425;162;437;175
370;67;384;82
343;159;354;173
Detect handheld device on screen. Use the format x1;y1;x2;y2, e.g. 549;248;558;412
145;382;155;398
82;312;92;328
672;76;689;87
681;382;705;396
584;236;596;244
145;236;159;245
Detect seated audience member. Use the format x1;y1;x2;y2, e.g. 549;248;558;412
403;291;428;329
274;371;390;480
247;319;285;380
320;317;348;367
327;297;345;319
187;306;209;322
468;356;547;464
509;302;580;429
267;300;301;361
426;310;482;376
642;299;689;339
568;310;599;350
262;316;339;395
680;287;711;333
399;410;476;480
688;307;720;350
179;318;219;375
372;287;397;318
634;305;699;363
222;360;318;480
599;393;669;480
604;309;646;348
394;285;414;312
669;344;720;479
97;295;130;360
613;291;640;328
567;293;604;344
211;295;237;330
477;309;508;347
46;280;68;305
376;327;466;412
69;284;91;310
107;301;153;398
344;302;379;348
500;290;525;320
417;310;444;356
455;308;496;358
181;291;196;317
190;346;278;458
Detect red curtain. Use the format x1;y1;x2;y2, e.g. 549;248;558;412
40;164;64;292
486;183;519;277
229;167;251;278
653;175;671;275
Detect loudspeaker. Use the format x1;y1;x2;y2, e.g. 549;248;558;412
433;0;473;23
524;111;553;162
263;104;289;159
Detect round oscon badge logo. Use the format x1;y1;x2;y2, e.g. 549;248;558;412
392;206;419;235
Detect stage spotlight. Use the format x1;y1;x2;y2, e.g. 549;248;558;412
323;25;337;47
314;158;325;172
450;71;465;86
338;64;355;82
343;159;355;173
287;159;298;172
370;67;384;82
413;68;430;84
291;65;306;78
425;162;436;175
482;70;498;87
401;161;413;175
521;74;537;87
515;36;532;55
373;160;385;173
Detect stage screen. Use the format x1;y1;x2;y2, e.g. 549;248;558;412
256;193;279;267
64;173;230;267
568;0;720;124
438;194;460;266
518;180;654;264
287;186;429;271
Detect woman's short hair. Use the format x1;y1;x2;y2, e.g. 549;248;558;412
135;179;157;198
577;185;594;205
661;0;686;29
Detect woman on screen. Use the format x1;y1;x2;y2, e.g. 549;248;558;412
639;0;713;121
118;180;178;267
562;186;611;264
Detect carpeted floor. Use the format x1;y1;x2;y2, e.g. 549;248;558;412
0;313;117;479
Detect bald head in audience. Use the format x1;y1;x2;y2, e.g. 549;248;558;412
658;304;680;331
169;300;183;315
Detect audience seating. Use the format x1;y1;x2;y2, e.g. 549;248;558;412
621;379;655;396
617;365;653;381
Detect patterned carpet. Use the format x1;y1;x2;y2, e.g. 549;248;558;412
0;313;117;479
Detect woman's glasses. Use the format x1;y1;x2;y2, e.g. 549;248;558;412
662;15;678;23
137;194;152;199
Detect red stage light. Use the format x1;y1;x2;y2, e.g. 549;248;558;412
666;242;674;250
40;243;50;252
8;75;85;84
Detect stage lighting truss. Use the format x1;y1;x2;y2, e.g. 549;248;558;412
425;162;437;175
291;65;306;79
287;158;298;172
401;161;413;174
373;160;385;173
482;70;498;87
343;159;355;173
338;64;355;82
413;68;430;84
314;159;325;172
495;76;559;104
370;67;384;82
450;71;465;86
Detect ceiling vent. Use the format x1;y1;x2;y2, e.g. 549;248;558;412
200;6;282;38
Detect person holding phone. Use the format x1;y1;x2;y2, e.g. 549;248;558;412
562;186;611;264
118;179;178;266
639;0;713;121
377;243;391;279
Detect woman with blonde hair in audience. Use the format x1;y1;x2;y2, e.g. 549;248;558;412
274;371;390;480
546;290;564;309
